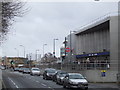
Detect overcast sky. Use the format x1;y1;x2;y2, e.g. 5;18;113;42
1;1;118;58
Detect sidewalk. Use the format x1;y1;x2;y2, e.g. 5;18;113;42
89;82;119;89
0;69;2;90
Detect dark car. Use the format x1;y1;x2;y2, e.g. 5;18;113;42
56;71;68;84
43;68;56;80
62;73;88;89
52;70;61;82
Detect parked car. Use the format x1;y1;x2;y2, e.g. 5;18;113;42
62;73;88;89
56;71;68;85
23;68;30;74
30;67;41;76
0;65;5;70
14;67;20;71
19;67;24;72
43;68;56;80
52;70;61;82
19;67;26;72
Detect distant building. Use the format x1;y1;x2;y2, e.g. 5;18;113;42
3;57;28;67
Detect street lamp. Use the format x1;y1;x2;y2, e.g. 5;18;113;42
53;38;58;57
36;49;39;61
43;44;47;57
14;48;19;57
94;0;100;1
19;45;25;58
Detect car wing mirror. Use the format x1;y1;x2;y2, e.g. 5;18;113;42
84;77;87;79
66;77;69;79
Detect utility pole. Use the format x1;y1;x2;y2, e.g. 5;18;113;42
19;45;25;58
53;38;58;57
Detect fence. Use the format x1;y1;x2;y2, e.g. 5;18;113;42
39;62;118;71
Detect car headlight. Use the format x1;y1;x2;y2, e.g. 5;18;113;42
69;80;77;84
47;73;49;76
82;82;88;85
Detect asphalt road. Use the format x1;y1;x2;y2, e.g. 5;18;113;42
2;70;119;90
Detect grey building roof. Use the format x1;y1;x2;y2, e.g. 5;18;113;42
75;16;111;35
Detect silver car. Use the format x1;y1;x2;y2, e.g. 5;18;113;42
56;71;68;84
30;68;41;76
63;73;88;89
23;68;30;74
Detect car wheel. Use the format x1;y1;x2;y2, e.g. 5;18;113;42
63;82;66;88
56;81;59;84
43;77;45;79
46;77;48;80
67;84;71;89
85;87;88;90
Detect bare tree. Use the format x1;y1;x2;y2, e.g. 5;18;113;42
0;0;27;41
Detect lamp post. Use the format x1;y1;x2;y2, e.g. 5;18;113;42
69;31;76;64
14;48;19;65
36;49;39;61
43;44;47;57
94;0;100;1
14;48;19;57
53;38;58;57
19;45;25;58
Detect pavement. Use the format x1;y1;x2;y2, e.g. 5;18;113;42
89;82;119;88
0;69;2;90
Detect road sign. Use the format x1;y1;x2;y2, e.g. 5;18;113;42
101;70;106;77
66;47;70;52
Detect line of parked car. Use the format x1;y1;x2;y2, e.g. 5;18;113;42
14;67;41;76
13;67;88;89
42;68;88;89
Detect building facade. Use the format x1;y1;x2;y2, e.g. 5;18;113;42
76;17;110;70
74;15;119;82
61;15;119;83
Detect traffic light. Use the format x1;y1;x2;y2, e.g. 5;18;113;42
10;60;14;64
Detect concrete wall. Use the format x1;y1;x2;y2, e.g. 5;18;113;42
110;16;118;72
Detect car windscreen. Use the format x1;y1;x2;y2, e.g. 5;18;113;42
69;74;85;79
25;68;30;70
47;69;56;73
32;69;40;71
59;72;67;77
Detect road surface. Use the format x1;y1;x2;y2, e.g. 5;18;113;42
2;69;119;90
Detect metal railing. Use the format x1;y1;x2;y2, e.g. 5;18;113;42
39;62;118;71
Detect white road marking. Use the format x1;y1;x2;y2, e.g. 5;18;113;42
8;77;19;88
41;83;47;87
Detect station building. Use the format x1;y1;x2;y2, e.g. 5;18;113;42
73;15;119;82
62;14;119;82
